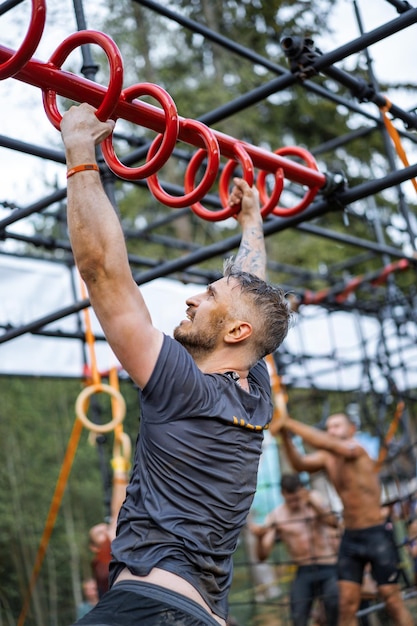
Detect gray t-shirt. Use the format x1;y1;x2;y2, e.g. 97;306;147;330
110;334;272;619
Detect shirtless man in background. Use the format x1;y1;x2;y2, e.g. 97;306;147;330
250;473;340;626
280;413;413;626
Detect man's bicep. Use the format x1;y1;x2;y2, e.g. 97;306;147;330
88;277;163;388
297;451;327;473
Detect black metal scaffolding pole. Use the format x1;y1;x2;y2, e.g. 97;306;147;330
1;158;417;345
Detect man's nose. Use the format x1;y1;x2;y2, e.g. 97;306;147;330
186;291;204;306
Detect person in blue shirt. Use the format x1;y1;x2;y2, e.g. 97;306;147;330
76;578;99;620
61;102;292;626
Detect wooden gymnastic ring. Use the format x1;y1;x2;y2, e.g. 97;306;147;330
75;383;126;433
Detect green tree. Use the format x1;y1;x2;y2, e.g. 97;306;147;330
0;375;138;625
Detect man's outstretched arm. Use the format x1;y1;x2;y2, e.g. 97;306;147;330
283;417;363;459
61;103;163;389
229;178;266;280
280;428;327;474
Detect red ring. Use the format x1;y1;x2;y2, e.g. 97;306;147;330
189;143;254;221
256;168;285;217
101;83;179;180
147;119;220;208
185;150;232;222
0;0;46;79
218;143;255;214
271;146;320;217
42;30;123;130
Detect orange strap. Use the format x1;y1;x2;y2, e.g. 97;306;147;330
110;366;123;443
374;400;405;472
265;353;288;435
380;98;417;195
17;418;84;626
79;277;101;386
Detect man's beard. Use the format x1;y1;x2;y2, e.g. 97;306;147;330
173;307;229;359
173;323;218;360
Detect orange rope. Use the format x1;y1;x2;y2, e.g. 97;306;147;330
79;276;101;385
380;98;417;195
17;418;84;626
265;353;288;435
374;400;405;472
110;366;131;474
110;366;122;440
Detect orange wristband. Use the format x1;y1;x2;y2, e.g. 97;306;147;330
67;163;99;179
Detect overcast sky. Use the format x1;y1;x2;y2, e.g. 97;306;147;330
0;0;416;211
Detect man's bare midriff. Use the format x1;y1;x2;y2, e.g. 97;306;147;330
114;567;226;626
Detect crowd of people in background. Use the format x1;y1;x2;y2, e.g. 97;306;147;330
76;408;417;626
243;409;417;625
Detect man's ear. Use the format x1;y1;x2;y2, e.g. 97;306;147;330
224;320;252;344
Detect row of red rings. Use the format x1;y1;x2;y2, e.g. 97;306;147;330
1;0;322;221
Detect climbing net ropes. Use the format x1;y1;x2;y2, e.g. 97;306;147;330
1;1;416;401
1;0;417;623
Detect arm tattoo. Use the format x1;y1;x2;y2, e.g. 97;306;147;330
234;224;266;280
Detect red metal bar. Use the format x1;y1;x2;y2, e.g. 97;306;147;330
0;42;326;188
0;8;330;221
102;82;180;179
301;259;411;306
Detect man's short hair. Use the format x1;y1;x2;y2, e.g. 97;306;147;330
223;260;292;362
280;473;303;494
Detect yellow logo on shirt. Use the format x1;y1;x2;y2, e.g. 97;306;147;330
232;416;266;431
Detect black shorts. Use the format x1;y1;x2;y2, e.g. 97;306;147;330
72;580;221;626
337;523;401;586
